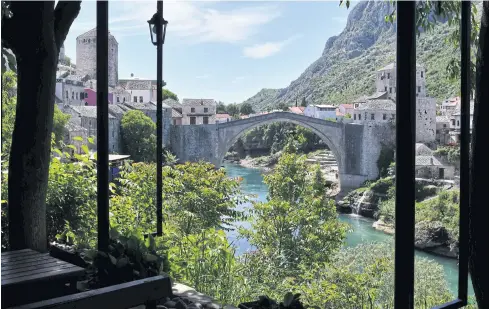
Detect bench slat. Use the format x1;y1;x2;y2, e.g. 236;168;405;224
2;254;53;267
2;260;67;276
10;275;173;309
1;249;40;259
2;263;80;280
2;266;84;286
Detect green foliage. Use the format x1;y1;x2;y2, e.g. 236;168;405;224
242;152;347;271
377;145;395;178
53;105;71;146
121;110;156;162
216;101;227;114
227;103;240;117
162;88;178;101
434;146;460;166
344;113;352;119
240;102;254;115
1;71;16;161
83;229;169;289
416;190;460;239
300;97;307;107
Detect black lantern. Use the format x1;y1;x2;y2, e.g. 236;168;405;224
148;13;168;46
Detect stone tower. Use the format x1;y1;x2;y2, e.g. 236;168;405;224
59;44;66;62
375;63;435;143
76;28;119;87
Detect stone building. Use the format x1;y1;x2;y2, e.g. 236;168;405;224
76;28;119;87
64;106;121;153
352;62;436;143
64;119;88;155
449;101;474;143
435;115;451;145
353;99;396;123
181;99;217;125
415;143;455;180
376;62;427;99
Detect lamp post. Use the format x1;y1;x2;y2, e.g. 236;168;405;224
148;1;167;236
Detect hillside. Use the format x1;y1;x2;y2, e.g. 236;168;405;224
243;1;460;111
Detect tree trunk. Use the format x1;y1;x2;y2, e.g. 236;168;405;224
8;7;58;252
470;1;489;307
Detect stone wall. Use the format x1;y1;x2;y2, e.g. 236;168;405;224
416;97;436;143
170;125;219;165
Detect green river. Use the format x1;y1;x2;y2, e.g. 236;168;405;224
223;163;473;297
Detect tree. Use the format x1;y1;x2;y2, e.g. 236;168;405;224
227;103;240;116
1;70;16;160
162;88;178;101
277;102;289;111
242;152;347;270
239;102;254;115
216;101;227;114
53;105;70;146
2;1;81;251
301;97;307;107
121;110;157;162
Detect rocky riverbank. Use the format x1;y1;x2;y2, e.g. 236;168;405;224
337;177;460;259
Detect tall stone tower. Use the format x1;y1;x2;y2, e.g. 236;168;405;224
76;28;119;87
375;63;435;143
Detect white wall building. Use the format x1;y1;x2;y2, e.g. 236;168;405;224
304;104;336;120
55;78;86;106
181;99;217;125
118;75;157;103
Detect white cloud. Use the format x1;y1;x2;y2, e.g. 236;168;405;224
71;1;281;43
242;36;298;59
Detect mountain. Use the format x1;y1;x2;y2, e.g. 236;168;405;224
243;1;460;111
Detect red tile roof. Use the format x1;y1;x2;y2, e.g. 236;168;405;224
288;106;305;114
216;113;231;118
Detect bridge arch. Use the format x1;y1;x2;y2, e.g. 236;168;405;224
216;112;346;182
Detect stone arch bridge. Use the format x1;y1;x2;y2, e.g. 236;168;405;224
170;112;394;192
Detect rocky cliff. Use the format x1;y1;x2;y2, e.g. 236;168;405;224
243;1;459;111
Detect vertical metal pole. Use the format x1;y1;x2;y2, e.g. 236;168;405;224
156;0;163;236
395;1;416;309
458;0;470;304
97;0;110;251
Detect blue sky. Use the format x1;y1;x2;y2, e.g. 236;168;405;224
64;1;355;104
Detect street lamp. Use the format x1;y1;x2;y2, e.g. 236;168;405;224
147;13;168;46
148;2;167;237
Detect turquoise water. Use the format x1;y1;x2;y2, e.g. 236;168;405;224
223;163;473;296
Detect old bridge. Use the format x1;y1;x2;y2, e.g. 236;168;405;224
170;112;394;192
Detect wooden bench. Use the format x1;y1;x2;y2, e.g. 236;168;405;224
9;275;173;309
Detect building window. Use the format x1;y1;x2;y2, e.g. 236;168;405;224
204;108;208;113
66;90;69;98
383;113;387;120
421;71;424;78
133;96;137;102
123;97;126;103
452;119;455;126
116;96;120;103
457;120;460;127
371;113;375;120
387;73;390;79
112;130;114;138
173;119;177;125
384;86;387;92
139;96;143;103
389;87;392;94
72;91;74;99
354;114;356;120
203;116;209;124
191;108;195;113
443;124;447;128
190;117;196;125
418;86;421;93
359;114;361;120
76;92;78;99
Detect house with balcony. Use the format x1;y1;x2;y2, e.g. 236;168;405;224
352;99;396;123
449;100;474;143
55;77;87;107
181;99;217;125
118;74;158;104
